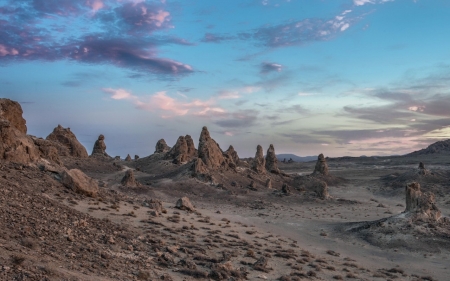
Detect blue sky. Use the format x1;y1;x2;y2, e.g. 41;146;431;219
1;0;450;157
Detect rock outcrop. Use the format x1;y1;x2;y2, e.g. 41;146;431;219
0;100;39;164
265;144;280;174
197;126;226;170
91;134;109;157
176;197;195;212
125;154;132;161
405;182;441;221
252;145;266;174
121;169;140;187
46;125;88;158
61;169;99;197
0;98;27;134
313;153;328;175
155;139;171;153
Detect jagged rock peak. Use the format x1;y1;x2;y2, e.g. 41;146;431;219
91;134;109;157
265;144;280;174
46;125;88;158
0;98;27;134
185;135;197;158
313;153;328;175
252;145;266;174
166;136;189;163
155;139;171;153
125;154;132;161
121;169;140;187
224;145;239;165
405;182;441;221
198;126;226;170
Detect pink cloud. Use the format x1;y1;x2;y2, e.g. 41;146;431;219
0;44;19;56
89;0;104;12
149;10;170;27
102;88;134;100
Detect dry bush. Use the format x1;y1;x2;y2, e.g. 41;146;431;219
11;255;25;266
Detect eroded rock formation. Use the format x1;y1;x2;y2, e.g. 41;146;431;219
0;99;39;164
265;144;280;174
198;126;226;170
405;182;441;221
121;169;140;187
252;145;266;174
418;162;430;176
46;125;88;158
91;134;109;157
313;153;328;175
265;178;272;189
166;136;189;163
311;180;329;199
224;145;239;165
155;139;171;153
125;154;132;161
0;98;27;134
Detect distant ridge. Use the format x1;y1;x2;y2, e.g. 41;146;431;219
276;154;316;162
407;139;450;156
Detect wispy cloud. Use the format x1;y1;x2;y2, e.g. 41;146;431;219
260;62;282;74
0;0;193;76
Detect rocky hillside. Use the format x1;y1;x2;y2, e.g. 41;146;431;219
407;139;450;156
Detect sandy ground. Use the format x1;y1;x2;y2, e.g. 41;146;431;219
1;154;449;280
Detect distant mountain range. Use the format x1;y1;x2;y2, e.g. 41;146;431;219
276;154;317;162
407;139;450;156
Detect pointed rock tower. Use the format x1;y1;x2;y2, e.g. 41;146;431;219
197;126;226;170
265;144;280;174
252;145;266;174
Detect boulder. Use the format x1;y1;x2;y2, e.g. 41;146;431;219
134;155;139;160
175;197;195;212
265;144;280;174
313;153;328;175
145;199;165;213
121;169;140;187
61;169;99;197
405;182;441;221
46;125;88;158
91;134;109;157
282;183;290;194
155;139;171;153
198;126;226;170
125;154;132;161
252;145;266;174
0;98;27;134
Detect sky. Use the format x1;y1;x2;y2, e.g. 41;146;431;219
1;0;450;158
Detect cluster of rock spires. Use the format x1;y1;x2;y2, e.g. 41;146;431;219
251;144;281;175
165;135;197;164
